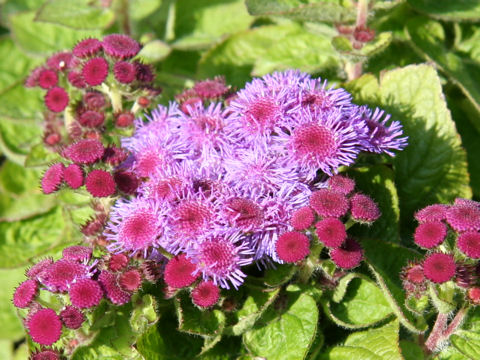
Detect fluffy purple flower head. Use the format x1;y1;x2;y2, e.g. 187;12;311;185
188;230;254;289
125;132;190;178
178;102;234;162
299;77;354;113
219;187;265;232
277;107;361;178
105;198;167;257
251;183;311;262
223;145;296;194
356;106;408;156
226;78;299;141
138;166;191;203
262;70;312;94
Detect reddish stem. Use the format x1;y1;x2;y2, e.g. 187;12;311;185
425;312;448;353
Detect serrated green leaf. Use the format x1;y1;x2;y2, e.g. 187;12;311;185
0;207;69;268
245;0;356;23
176;294;226;337
172;0;253;50
198;24;309;86
333;32;393;62
35;0;114;30
326;275;393;329
407;0;480;21
226;287;279;336
428;283;456;314
0;268;28;340
0;85;43;121
405;295;429;315
0;118;41;165
252;31;340;76
243;292;318;360
348;65;472;236
263;264;296;287
458;27;480;63
347;165;400;243
451;333;480;360
9;11;101;56
406;17;480;132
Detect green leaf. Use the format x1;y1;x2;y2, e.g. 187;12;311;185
175;293;226;337
263;264;296;288
72;304;143;360
130;294;159;334
450;333;480;360
0;268;28;340
0;38;41;91
245;0;356;23
428;283;456;314
321;319;402;360
407;0;480;21
347;165;400;243
252;31;340;76
0;86;44;121
362;239;427;333
243;291;318;360
399;340;425;360
35;0;114;30
348;65;471;236
333;32;393;62
172;0;253;50
9;11;101;56
25;143;62;168
406;17;480;132
0;161;56;221
226;287;279;336
137;312;203;360
0;207;70;268
405;295;429;316
137;40;171;63
129;0;163;21
198;23;309;87
325;275;393;329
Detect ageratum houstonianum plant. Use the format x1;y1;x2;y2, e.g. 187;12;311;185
10;32;413;358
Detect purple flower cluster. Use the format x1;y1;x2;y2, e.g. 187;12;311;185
105;70;407;289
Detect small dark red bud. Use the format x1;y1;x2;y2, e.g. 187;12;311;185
353;26;375;42
44;133;61;146
115;111;134;127
138;96;150;108
336;24;353;35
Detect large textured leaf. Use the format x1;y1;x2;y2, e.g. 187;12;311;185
72;304;143;360
0;38;41;91
406;17;480;132
9;11;100;56
252;31;340;76
245;0;356;23
0;161;56;221
35;0;114;30
325;274;393;329
172;0;253;50
448;308;480;360
347;165;400;243
348;65;471;236
0;118;42;164
0;207;70;268
399;341;425;360
0;268;28;340
198;24;324;86
243;290;318;360
407;0;480;21
321;320;402;360
137;312;203;360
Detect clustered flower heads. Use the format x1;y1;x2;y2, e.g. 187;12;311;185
12;245;149;347
103;69;401;296
402;198;480;304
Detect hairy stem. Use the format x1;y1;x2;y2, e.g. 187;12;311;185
346;0;369;81
425;312;448;353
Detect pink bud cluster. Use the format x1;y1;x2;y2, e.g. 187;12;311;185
275;174;381;270
402;198;480;304
12;246;150;349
